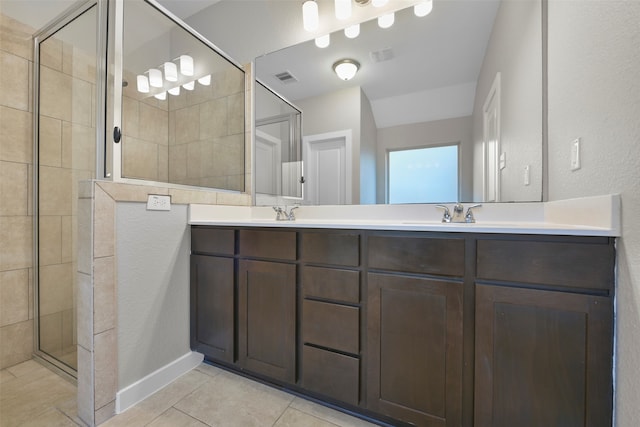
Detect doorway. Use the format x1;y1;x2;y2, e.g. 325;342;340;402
483;72;501;202
303;130;352;205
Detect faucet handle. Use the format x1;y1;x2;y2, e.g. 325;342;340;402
465;204;482;223
435;205;452;223
287;206;298;220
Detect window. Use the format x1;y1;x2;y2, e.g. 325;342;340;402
388;144;459;204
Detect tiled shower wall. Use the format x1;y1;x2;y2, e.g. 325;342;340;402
121;65;245;191
0;13;35;370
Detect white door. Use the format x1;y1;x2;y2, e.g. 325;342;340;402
303;130;352;205
255;130;282;195
483;73;501;202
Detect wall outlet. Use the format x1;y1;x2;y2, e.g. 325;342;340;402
147;194;171;211
571;138;581;171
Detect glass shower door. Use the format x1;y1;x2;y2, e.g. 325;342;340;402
36;3;98;373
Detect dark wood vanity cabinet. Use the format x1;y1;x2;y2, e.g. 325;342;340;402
190;226;615;427
366;234;465;427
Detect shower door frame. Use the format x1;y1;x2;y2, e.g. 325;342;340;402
32;0;109;379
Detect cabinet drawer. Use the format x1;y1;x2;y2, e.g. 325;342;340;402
302;266;359;304
301;232;360;266
368;235;465;277
239;229;296;260
191;227;234;255
302;300;359;354
477;239;615;290
302;345;359;406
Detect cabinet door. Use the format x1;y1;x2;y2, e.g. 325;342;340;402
475;284;613;427
238;259;296;383
190;255;234;363
367;273;463;427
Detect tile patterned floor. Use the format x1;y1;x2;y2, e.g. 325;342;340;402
0;360;378;427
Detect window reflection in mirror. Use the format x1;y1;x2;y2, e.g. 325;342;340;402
121;0;245;191
255;82;303;201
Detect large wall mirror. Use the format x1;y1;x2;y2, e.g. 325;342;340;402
255;0;543;205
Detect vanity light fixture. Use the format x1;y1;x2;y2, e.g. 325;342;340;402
414;0;433;17
335;0;352;20
302;0;319;32
378;12;394;28
183;80;195;91
333;59;359;81
168;86;180;96
344;23;360;39
179;55;194;76
136;75;149;93
197;74;211;86
164;61;178;81
315;34;330;48
154;91;166;100
148;68;163;87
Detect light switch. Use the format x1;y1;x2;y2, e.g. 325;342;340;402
499;152;506;170
571;138;581;171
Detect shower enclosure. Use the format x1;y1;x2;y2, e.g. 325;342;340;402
33;0;246;377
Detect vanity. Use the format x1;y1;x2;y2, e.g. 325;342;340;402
188;197;618;427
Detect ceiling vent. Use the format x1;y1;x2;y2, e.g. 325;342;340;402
274;71;298;84
370;47;394;63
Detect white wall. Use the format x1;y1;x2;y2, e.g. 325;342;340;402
376;116;474;203
472;0;543;202
547;2;640;425
116;202;191;389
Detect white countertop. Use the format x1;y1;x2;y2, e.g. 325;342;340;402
188;194;621;237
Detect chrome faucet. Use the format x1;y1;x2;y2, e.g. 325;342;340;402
273;206;298;221
436;203;482;223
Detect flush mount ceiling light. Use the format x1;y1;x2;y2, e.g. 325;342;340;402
378;12;394;29
136;75;149;93
414;0;433;17
148;68;163;87
335;0;352;20
302;0;319;32
315;34;330;48
164;61;178;81
198;75;211;86
344;23;360;38
333;59;360;81
179;55;194;76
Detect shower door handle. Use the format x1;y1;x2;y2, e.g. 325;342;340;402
113;126;121;143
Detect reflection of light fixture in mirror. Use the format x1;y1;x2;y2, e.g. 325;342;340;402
378;12;394;28
148;68;163;87
333;59;360;81
197;75;211;86
136;75;149;93
315;34;330;48
344;23;360;39
183;81;195;91
302;0;319;32
154;92;166;100
168;86;180;96
164;61;178;81
414;0;433;17
335;0;351;20
179;55;194;76
372;0;388;7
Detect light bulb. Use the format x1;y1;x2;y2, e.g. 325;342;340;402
302;0;319;32
372;0;388;7
148;68;163;88
183;81;195;91
136;75;149;93
197;75;211;86
335;0;351;20
168;86;180;96
378;12;394;29
315;34;330;48
154;91;166;100
179;55;194;76
344;24;360;39
164;62;178;81
414;0;433;17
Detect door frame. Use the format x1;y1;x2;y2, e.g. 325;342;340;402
482;72;501;202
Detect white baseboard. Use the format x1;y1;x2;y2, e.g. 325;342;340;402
115;351;204;414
